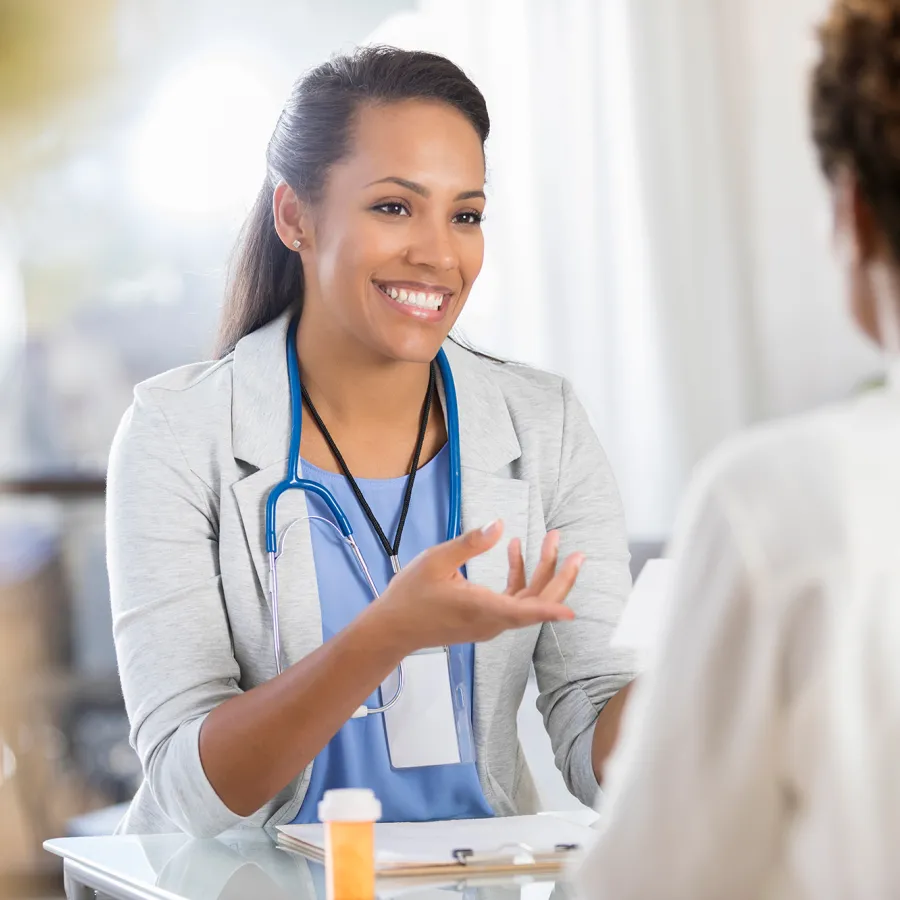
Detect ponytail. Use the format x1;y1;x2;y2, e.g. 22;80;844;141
215;184;303;357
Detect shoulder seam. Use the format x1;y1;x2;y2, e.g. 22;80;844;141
142;355;233;395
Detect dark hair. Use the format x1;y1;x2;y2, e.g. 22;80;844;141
811;0;900;259
215;45;490;358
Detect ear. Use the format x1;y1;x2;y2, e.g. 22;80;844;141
832;166;878;265
273;181;313;251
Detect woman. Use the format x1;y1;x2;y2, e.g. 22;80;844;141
580;1;900;896
108;47;635;837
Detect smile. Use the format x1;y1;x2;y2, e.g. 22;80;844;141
375;282;449;312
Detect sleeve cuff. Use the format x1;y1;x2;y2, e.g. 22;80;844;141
151;715;246;838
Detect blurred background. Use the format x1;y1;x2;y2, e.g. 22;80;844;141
0;0;884;894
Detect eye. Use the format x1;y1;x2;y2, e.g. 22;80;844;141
453;210;484;226
372;201;410;217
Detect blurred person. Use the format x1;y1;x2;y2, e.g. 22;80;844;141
105;46;635;837
578;1;900;897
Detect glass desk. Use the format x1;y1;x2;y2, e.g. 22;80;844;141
45;829;580;900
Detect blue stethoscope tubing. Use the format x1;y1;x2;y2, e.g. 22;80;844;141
265;314;462;717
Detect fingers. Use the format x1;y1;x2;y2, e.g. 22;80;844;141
469;566;582;629
510;599;576;627
484;591;576;628
417;520;505;574
505;538;526;594
523;530;560;596
500;552;583;628
537;552;586;606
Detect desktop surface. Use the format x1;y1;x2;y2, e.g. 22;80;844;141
46;828;581;900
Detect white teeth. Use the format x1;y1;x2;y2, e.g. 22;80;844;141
379;284;445;311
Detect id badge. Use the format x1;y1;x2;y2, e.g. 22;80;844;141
381;647;461;769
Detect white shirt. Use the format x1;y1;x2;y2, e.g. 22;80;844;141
580;373;900;900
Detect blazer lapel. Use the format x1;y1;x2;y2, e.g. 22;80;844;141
230;311;324;676
440;342;534;775
232;463;323;677
462;469;531;754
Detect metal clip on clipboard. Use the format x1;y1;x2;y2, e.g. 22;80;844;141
451;842;581;867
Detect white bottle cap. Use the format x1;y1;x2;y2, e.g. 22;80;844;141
318;788;382;823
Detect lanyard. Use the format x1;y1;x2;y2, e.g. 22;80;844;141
299;363;436;575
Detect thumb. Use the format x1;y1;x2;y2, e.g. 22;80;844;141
418;520;505;574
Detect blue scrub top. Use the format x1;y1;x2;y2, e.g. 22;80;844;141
292;445;494;823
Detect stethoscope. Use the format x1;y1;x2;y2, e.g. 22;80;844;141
266;314;462;718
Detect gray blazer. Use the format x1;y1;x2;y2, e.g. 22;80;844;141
107;311;636;837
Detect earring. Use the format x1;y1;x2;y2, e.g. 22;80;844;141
292;239;302;250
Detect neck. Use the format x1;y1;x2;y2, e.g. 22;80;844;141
295;313;433;430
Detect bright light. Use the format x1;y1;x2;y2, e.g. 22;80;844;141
127;48;283;221
0;229;25;384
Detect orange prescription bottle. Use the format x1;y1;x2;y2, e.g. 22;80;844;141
318;789;383;900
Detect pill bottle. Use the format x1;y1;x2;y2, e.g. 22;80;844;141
318;788;382;900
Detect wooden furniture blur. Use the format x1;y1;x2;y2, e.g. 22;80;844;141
0;475;113;893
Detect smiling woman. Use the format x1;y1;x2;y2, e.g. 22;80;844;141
274;98;487;382
216;48;491;365
105;45;636;837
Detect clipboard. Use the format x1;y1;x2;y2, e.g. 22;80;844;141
451;841;580;866
275;815;593;879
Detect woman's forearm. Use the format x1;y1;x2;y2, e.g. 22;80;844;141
591;680;635;784
199;605;408;817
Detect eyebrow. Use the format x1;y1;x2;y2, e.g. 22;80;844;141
366;176;485;202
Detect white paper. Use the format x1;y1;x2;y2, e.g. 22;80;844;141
277;814;595;867
611;559;674;666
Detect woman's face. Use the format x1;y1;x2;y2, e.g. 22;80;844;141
292;99;486;364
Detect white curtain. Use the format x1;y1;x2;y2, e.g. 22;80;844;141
367;0;754;539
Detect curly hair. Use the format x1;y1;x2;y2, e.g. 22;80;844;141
812;0;900;258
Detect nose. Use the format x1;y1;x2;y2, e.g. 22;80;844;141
406;214;459;272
